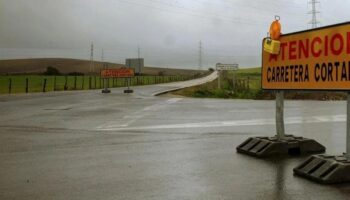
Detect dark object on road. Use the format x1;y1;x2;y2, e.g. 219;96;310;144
294;154;350;184
124;89;133;93
102;89;111;94
236;135;325;157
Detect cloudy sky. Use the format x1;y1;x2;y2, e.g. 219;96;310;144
0;0;349;69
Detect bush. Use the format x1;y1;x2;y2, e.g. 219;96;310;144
44;66;61;75
68;72;84;76
158;71;165;76
193;89;213;98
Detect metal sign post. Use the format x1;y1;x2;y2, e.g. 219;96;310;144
218;70;221;89
102;63;111;93
232;71;235;90
347;92;350;160
124;75;134;94
127;78;130;91
275;91;285;140
128;77;131;90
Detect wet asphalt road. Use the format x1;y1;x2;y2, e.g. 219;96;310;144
1;73;350;200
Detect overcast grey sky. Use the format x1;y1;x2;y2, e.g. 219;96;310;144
0;0;349;69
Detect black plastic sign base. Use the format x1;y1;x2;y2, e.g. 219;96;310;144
294;154;350;184
236;135;325;158
102;89;111;93
124;89;133;94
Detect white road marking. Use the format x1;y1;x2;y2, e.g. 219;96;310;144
96;98;183;129
97;114;346;131
166;98;183;103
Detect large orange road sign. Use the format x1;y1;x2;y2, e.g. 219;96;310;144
262;22;350;90
101;68;135;78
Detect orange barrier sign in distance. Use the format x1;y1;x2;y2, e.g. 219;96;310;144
101;68;135;78
262;22;350;90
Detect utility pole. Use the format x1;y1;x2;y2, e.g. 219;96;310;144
308;0;320;29
137;45;141;59
90;42;94;73
101;48;110;94
199;41;202;70
101;48;104;62
137;46;141;75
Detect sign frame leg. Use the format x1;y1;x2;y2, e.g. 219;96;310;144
347;92;350;160
232;71;235;92
218;70;221;89
276;91;285;140
102;78;111;93
124;77;133;94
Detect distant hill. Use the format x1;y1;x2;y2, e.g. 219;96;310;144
0;58;207;76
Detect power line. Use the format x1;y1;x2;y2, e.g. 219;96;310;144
308;0;320;28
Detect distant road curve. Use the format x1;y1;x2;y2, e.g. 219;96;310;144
151;71;218;96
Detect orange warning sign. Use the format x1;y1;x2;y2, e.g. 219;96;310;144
101;68;134;78
262;22;350;90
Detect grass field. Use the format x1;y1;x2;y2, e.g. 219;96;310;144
172;67;262;99
172;67;348;100
0;75;188;94
233;67;261;90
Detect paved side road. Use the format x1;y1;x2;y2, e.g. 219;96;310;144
135;71;218;96
152;71;218;95
1;71;350;200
